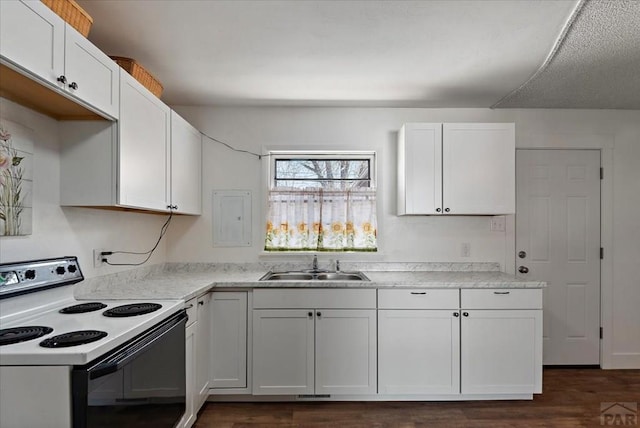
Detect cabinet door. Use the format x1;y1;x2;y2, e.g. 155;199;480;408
378;310;460;395
398;123;442;215
195;294;211;408
252;309;314;395
170;111;202;215
442;123;515;214
118;70;171;211
0;0;64;85
211;292;247;389
461;310;542;394
315;309;377;395
64;24;119;119
181;322;197;428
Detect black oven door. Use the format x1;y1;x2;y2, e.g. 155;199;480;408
72;310;187;428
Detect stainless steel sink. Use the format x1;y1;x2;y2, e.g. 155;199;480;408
259;271;369;281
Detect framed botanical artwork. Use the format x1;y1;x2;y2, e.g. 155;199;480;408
0;119;34;236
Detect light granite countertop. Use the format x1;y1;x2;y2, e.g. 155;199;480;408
75;262;545;302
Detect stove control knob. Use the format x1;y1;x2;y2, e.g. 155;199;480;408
24;269;36;280
56;266;66;275
68;265;77;273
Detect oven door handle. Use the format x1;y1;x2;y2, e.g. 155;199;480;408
89;310;187;380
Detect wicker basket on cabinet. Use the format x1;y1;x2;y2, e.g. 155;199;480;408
41;0;93;37
110;56;164;98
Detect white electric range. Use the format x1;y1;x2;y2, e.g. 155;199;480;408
0;257;187;428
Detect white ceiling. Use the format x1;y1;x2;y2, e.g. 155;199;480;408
77;0;639;109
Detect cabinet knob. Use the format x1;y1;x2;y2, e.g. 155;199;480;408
68;82;78;90
518;251;527;259
198;301;204;306
518;266;529;274
463;312;469;317
316;312;322;318
436;208;441;213
453;312;460;317
57;75;67;84
308;312;313;318
444;208;450;213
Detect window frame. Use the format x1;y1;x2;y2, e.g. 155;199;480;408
268;151;377;190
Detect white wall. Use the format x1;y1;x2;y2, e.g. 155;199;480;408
170;105;640;368
0;98;169;278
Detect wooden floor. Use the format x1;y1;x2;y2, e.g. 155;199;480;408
194;369;640;428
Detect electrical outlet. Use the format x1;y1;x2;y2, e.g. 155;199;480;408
490;216;506;232
461;242;471;257
93;249;105;268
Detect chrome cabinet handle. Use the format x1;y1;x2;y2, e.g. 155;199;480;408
463;312;469;317
308;312;313;318
185;304;194;309
453;312;460;317
444;208;450;213
493;291;510;295
57;75;67;84
518;251;527;259
316;312;322;318
410;292;426;295
68;81;78;90
436;208;441;213
518;266;529;274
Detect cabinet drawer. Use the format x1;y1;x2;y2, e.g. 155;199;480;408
252;288;376;309
378;289;459;309
461;289;542;309
185;297;197;327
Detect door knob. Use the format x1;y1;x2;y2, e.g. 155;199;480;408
518;266;529;274
518;251;527;259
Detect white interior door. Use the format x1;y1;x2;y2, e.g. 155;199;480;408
516;149;601;365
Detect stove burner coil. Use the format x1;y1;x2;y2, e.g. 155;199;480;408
39;330;108;348
0;326;54;346
103;303;162;317
59;302;107;314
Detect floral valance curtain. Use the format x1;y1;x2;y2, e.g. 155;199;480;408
265;188;377;252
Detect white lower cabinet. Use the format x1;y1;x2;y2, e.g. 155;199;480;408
460;289;543;395
378;309;460;394
460;309;542;395
315;309;377;395
195;293;211;408
219;287;542;402
252;309;315;395
182;314;197;428
181;293;211;428
251;289;377;396
377;288;543;398
210;292;248;390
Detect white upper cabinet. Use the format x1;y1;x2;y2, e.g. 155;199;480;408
442;123;515;214
397;123;442;215
398;123;515;215
170;111;202;215
0;0;64;84
119;69;171;211
0;0;119;119
63;24;119;118
60;73;202;214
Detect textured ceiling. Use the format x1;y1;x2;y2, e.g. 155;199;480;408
76;0;639;109
494;0;640;109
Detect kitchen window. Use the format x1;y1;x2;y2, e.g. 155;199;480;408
265;152;377;252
